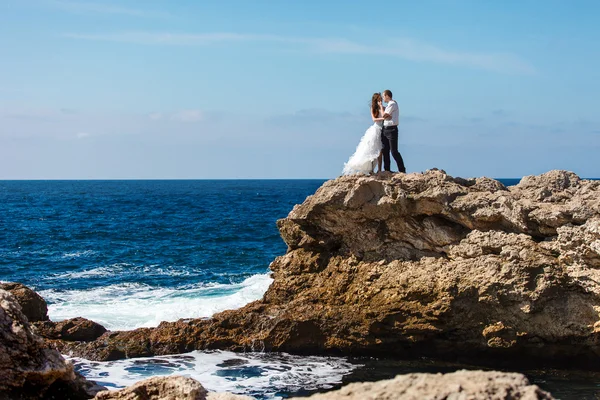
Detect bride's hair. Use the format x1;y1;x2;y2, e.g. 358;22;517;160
371;93;382;117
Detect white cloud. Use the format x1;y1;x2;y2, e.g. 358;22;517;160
76;132;90;138
47;0;167;18
312;37;536;75
62;32;280;46
62;31;535;74
171;110;203;122
148;112;163;120
1;108;59;122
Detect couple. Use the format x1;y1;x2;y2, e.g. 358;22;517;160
342;90;406;175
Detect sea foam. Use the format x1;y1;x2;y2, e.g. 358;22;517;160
70;350;357;399
45;263;193;280
41;273;273;331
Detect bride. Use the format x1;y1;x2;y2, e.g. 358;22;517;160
342;92;385;175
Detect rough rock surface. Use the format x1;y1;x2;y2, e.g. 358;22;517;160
297;370;553;400
93;376;207;400
0;282;48;322
92;376;253;400
0;289;104;399
90;371;552;400
54;170;600;368
35;317;107;342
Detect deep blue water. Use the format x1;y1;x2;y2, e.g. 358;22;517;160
0;180;324;292
0;180;327;331
2;178;600;399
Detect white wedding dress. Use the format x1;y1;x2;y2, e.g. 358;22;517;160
342;119;383;175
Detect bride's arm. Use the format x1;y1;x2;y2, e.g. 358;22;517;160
378;103;389;120
371;110;384;121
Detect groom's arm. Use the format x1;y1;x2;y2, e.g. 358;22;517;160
382;102;397;120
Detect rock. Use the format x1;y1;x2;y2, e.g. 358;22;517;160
34;317;107;342
54;170;600;369
0;289;104;399
93;376;207;399
0;289;72;394
294;370;553;400
98;371;551;400
0;282;48;322
42;371;108;400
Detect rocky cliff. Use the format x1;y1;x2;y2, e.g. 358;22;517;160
51;170;600;369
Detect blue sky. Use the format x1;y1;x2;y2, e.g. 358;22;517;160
1;0;599;179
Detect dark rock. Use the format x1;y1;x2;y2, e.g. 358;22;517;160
0;282;48;322
35;317;107;342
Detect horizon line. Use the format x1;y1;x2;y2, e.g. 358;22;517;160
3;177;597;182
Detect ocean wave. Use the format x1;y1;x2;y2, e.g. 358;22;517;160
46;263;193;280
40;274;273;331
69;350;357;399
48;265;119;280
61;250;97;259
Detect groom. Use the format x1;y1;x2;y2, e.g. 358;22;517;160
381;90;406;173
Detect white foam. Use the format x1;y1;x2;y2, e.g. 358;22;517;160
41;274;273;331
61;250;97;259
69;350;358;399
46;263;194;280
49;265;118;280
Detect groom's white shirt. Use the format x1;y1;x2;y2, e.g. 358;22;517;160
383;100;399;127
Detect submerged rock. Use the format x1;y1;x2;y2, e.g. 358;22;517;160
52;170;600;369
297;370;554;400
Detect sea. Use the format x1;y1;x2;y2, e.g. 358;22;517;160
1;179;599;399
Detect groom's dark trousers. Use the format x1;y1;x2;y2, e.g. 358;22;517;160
381;125;406;172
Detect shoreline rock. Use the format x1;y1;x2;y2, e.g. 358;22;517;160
90;371;554;400
0;282;48;322
0;289;105;399
298;370;554;399
92;376;254;399
34;317;107;342
28;170;600;370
